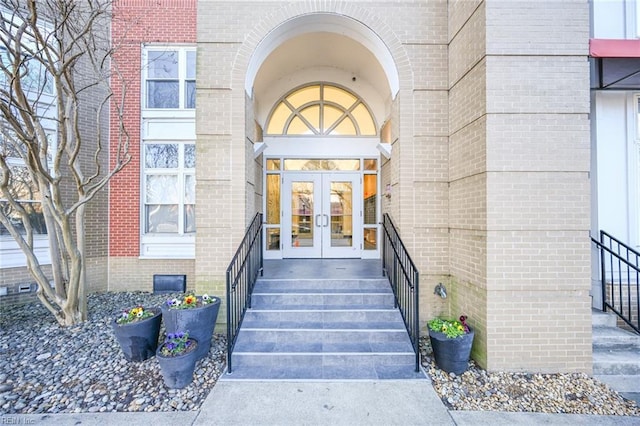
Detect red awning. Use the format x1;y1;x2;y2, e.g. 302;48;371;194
590;39;640;89
590;39;640;58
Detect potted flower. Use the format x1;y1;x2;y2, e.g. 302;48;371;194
161;293;221;360
427;315;474;375
156;331;198;389
112;305;162;362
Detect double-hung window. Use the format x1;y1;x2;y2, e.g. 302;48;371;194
143;142;195;234
144;47;195;109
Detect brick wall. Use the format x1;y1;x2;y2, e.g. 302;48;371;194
448;0;592;372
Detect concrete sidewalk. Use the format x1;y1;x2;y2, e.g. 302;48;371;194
2;379;640;426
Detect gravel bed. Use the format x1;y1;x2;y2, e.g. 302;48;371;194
420;337;640;416
2;294;639;416
0;292;226;414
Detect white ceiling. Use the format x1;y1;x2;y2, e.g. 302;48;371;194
252;32;390;127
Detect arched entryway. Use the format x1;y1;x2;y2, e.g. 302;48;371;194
245;14;399;260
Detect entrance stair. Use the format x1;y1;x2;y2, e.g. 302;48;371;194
223;277;425;380
592;309;640;404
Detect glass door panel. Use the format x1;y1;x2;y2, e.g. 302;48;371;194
329;181;353;247
322;173;361;258
282;174;322;258
291;181;314;248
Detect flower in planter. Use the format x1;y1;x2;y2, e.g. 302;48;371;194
428;315;470;339
115;306;155;325
159;331;196;357
166;293;217;309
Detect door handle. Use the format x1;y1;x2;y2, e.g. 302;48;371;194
323;214;329;227
315;214;322;227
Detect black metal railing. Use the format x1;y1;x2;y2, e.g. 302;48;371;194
381;213;420;372
226;213;263;373
592;230;639;334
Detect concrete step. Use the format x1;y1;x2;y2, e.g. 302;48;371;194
592;325;640;350
242;309;406;330
250;292;395;309
591;309;618;327
594;374;640;393
592;347;640;375
233;328;414;353
224;353;423;380
253;278;392;293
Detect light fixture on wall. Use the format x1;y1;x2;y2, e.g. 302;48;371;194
376;142;392;159
384;184;392;200
253;142;267;158
434;283;447;299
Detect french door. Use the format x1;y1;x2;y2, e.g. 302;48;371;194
282;173;361;258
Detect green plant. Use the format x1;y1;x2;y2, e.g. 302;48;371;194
428;315;470;339
115;306;155;325
165;293;216;309
159;331;196;357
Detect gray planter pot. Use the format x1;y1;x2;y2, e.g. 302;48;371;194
161;297;221;360
428;327;474;375
112;307;162;362
156;338;198;389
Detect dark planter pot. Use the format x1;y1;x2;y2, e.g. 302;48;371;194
428;328;474;375
112;307;162;362
161;297;221;360
156;338;199;389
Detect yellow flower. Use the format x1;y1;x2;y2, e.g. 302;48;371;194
184;295;197;305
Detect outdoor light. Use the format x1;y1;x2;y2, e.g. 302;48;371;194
434;283;447;299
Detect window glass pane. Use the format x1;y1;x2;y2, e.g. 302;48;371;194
147;51;178;78
364;228;377;250
186;51;196;79
363;174;377;225
266;159;280;170
266;228;280;250
0;201;46;235
5;165;39;200
145;205;178;233
299;105;320;133
146;175;178;203
145;144;178;168
352;103;376;135
185;80;196;108
266;174;280;224
324;85;357;109
266;103;291;134
184;174;195;204
323;105;344;133
364;159;377;171
21;59;53;95
147;81;179;108
184;204;195;233
184;144;196;168
284;159;360;171
286;85;320;108
330;117;357;136
286;116;312;135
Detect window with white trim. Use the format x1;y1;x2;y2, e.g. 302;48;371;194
143;142;195;235
143;47;195;109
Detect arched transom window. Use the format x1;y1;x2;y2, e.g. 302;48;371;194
266;83;377;136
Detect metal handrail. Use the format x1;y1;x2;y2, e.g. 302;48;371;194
592;230;639;334
381;213;420;372
226;213;263;373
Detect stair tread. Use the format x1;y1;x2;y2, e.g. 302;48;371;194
222;364;426;381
